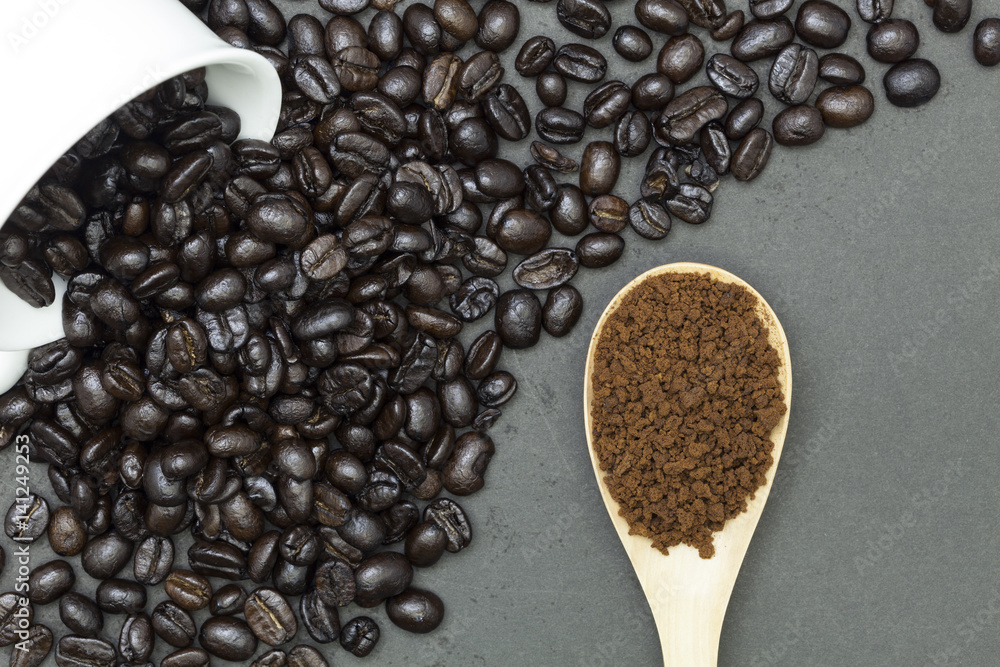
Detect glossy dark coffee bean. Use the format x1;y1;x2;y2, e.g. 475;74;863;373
134;535;174;585
81;531;131;579
117;612;153;664
435;0;478;43
819;53;866;84
210;584;247;616
816;85;875;127
495;209;551;255
339;616;380;657
54;636;115;667
483;84;530;141
161;647;211;667
60;593;103;637
795;0;852;48
494;289;542;348
866;19;919;63
353;552;413;607
27;560;74;605
47;507;87;557
882;59;940;107
772;104;826;145
245;587;297;646
612;111;652;158
769;44;819;105
11;624;52;667
583;81;631;129
442;431;494;494
655;86;728;144
857;0;892;24
288;645;328;667
476;0;519;52
631;73;675;111
553;44;607;83
0;592;33;645
933;0;971;33
512;248;579;290
731;18;795;61
515;36;556;76
749;0;792;19
975;19;1000;66
724;97;764;140
587;195;627;233
731;128;774;181
634;0;689;35
706;54;759;98
300;589;340;644
458;51;503;103
557;0;611;38
614;25;653;62
579;142;621;197
152;599;196;648
627;199;671;240
387;588;445;633
542;285;584;337
188;540;249;580
657;34;705;84
665;184;714;224
96;578;147;614
5;493;49;544
200;617;258;661
575;233;624;268
164;570;212;611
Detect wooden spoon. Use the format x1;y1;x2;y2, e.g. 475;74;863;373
583;262;792;667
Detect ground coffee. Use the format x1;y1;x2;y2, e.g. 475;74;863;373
590;271;786;558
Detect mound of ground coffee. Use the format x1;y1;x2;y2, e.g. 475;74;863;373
590;271;787;558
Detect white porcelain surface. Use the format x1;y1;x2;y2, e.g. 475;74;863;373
0;0;281;392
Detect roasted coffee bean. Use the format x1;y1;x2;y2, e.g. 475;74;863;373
28;560;75;605
706;54;759;98
476;0;519;52
658;34;706;84
495;209;551;255
557;0;612;38
423;498;471;552
700;123;731;175
540;284;582;336
772;104;826;145
210;584;247;616
515;36;556;76
867;19;919;63
816;85;875;127
553;44;607;83
711;10;745;39
152;600;197;648
857;0;892;24
882;59;940;107
354;552;413;607
449;276;499;321
60;593;103;637
48;506;87;557
246;587;298;646
631;73;675;111
769;44;819;105
583;81;631;129
495;289;542;348
724;97;765;139
795;0;851;48
96;578;147;614
731;18;795;61
579;142;621;196
933;0;971;33
54;636;115;667
731;128;774;181
588;195;628;233
81;531;131;579
161;647;211;667
5;493;49;543
386;588;445;634
750;0;792;19
574;232;622;268
656;86;728;144
512;248;579;290
10;624;52;667
339;616;380;657
819;53;866;84
333;46;381;92
134;535;174;585
634;0;689;35
435;0;478;43
613;111;652;158
300;589;341;643
164;570;212;611
614;25;653;62
188;540;249;580
535;71;568;107
975;19;1000;66
458;51;503;103
483;84;530;141
117;612;153;664
200;617;258;660
665;183;714;224
0;592;33;645
628;200;672;240
288;644;328;667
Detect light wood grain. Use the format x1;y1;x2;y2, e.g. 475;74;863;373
584;262;792;667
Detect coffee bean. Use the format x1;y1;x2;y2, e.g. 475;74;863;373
476;0;519;52
796;0;851;48
557;0;612;38
387;588;445;633
10;624;52;667
60;593;103;637
614;25;653;61
515;36;556;76
857;0;893;24
772;104;826;145
300;589;341;643
635;0;689;35
882;59;941;107
495;289;542;348
706;54;759;98
200;617;258;660
246;587;298;646
731;18;795;61
553;44;607;83
575;232;625;268
819;53;866;84
580;142;621;197
289;644;329;667
54;636;115;667
211;584;248;616
656;86;728;144
95;578;147;614
658;34;706;84
933;0;971;33
867;19;919;63
816;85;875;127
974;19;1000;66
730;128;774;181
769;44;819;105
164;570;213;611
28;560;74;605
161;647;211;667
340;616;380;657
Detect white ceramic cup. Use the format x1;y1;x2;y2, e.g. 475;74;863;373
0;0;281;393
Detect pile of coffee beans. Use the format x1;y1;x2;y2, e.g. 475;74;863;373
0;0;997;664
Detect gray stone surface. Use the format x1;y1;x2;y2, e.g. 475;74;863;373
3;0;1000;665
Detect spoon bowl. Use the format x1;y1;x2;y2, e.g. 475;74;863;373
583;262;792;667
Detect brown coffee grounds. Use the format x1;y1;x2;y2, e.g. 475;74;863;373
590;272;786;559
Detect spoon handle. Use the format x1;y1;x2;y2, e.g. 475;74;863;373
653;605;723;667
